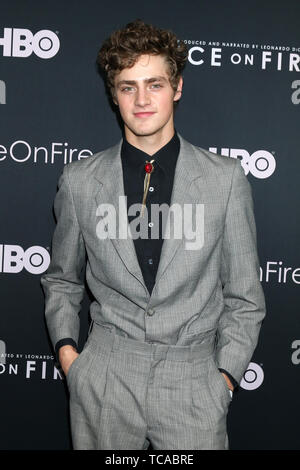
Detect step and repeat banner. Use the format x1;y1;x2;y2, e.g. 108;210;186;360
0;0;299;450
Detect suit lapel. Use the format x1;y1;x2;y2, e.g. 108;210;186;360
93;133;208;294
94;139;145;288
154;134;207;287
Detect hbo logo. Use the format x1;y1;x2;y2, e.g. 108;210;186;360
209;148;276;179
0;245;50;274
0;28;60;59
240;362;264;390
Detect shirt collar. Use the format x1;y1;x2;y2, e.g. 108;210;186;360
121;130;180;177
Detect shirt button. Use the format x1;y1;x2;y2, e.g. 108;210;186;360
148;258;153;265
148;222;154;227
146;309;155;316
149;186;154;192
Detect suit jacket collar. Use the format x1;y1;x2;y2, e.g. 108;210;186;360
93;132;208;297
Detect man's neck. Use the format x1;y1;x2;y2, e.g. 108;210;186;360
124;127;175;156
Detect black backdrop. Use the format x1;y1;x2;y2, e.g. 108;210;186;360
0;0;299;450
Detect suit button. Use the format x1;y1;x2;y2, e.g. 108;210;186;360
147;309;155;316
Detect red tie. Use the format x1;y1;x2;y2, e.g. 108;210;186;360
140;160;155;218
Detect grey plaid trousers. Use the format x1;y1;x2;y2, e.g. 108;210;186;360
66;321;232;450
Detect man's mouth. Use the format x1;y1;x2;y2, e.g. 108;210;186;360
134;112;155;118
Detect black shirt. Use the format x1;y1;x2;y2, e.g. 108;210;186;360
121;130;180;296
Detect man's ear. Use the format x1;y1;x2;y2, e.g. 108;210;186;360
173;76;183;102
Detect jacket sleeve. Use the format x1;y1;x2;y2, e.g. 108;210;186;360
215;159;266;385
40;164;87;353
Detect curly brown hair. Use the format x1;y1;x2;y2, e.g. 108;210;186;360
97;19;188;101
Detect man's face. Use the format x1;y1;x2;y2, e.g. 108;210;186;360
113;54;182;140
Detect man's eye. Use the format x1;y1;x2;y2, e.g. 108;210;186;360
151;84;162;88
121;87;134;92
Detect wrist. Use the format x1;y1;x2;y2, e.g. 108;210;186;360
59;345;77;359
221;372;234;391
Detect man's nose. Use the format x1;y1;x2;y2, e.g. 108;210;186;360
135;87;151;106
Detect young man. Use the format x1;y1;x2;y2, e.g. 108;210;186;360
41;19;266;450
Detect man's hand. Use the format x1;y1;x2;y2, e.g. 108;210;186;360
59;345;79;376
221;372;234;391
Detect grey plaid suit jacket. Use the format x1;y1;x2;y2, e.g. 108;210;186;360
40;133;266;385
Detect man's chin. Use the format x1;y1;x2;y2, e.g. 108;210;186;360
126;125;163;138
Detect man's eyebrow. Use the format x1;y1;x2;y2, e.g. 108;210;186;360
116;76;168;87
